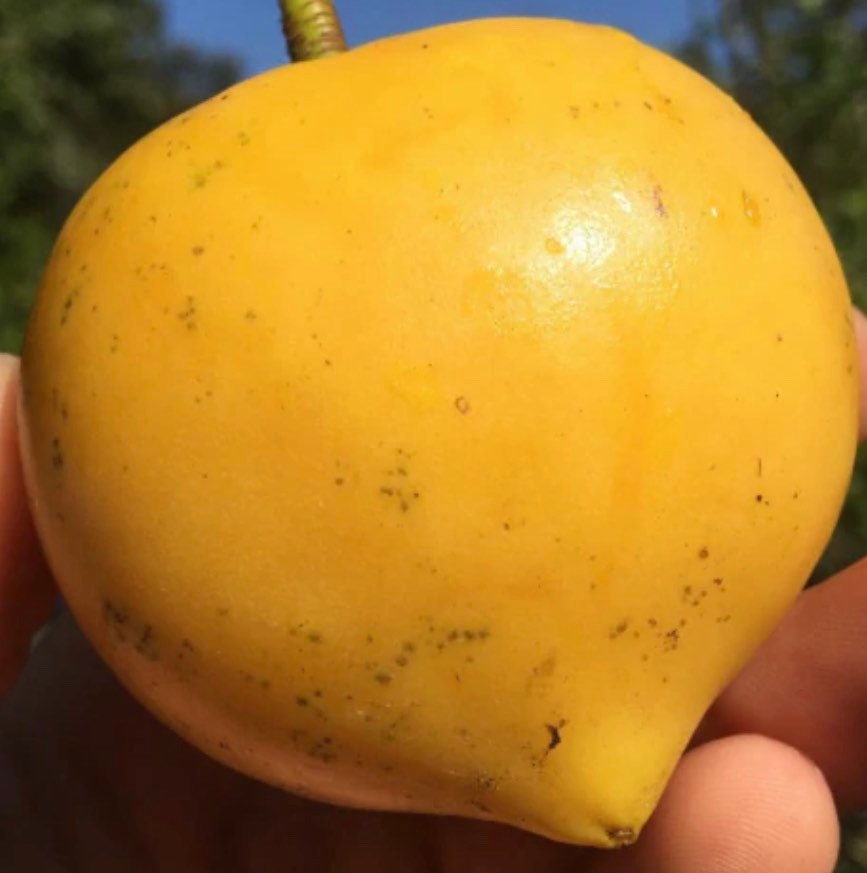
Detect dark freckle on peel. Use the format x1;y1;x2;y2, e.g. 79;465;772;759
698;547;709;560
455;396;471;414
545;722;564;752
50;437;64;470
652;186;668;217
192;245;205;256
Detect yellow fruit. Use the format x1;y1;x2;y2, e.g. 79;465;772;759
19;18;857;847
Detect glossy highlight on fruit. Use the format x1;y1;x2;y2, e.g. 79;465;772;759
19;18;858;847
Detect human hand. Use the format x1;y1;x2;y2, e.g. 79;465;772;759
2;334;861;871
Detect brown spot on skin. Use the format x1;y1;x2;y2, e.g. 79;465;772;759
545;721;565;752
455;396;471;414
698;547;709;560
609;620;629;639
50;437;64;471
532;655;557;679
192;245;205;256
374;672;392;685
134;625;158;662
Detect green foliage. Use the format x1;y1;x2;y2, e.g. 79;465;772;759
678;0;867;579
0;0;241;352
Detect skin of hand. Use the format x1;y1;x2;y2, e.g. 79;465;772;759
4;312;867;872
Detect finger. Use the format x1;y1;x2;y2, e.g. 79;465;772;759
854;308;867;438
0;355;55;695
590;734;838;873
701;555;867;811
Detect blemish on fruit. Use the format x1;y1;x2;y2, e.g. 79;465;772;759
545;720;566;752
177;296;198;329
454;396;471;414
50;437;64;471
742;190;762;226
134;624;159;662
652;185;667;217
545;237;565;255
60;289;80;326
103;599;129;640
608;620;629;639
662;628;680;652
698;547;709;560
607;827;637;847
192;245;205;256
374;672;392;685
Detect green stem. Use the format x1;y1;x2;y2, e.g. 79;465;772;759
279;0;348;62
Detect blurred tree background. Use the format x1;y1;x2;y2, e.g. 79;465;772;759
0;0;239;350
0;0;865;868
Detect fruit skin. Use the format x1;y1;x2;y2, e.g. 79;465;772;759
18;17;857;847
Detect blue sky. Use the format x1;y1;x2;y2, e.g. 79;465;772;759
162;0;697;75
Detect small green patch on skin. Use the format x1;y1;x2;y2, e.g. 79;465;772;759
60;289;80;326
